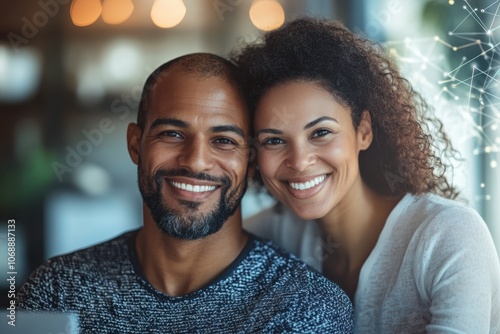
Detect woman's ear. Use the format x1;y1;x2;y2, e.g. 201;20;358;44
357;110;373;151
127;123;142;165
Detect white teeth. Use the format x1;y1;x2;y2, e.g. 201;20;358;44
170;181;217;193
289;175;327;190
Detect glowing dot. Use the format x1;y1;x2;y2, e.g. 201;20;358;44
481;9;485;12
452;84;457;88
453;47;458;51
463;5;466;9
485;146;491;153
462;56;467;60
492;124;498;131
491;160;498;168
473;148;480;155
249;0;285;31
449;31;453;35
449;0;454;4
151;0;187;28
480;183;485;188
476;40;481;44
102;0;134;25
479;88;485;93
454;96;459;100
486;195;492;201
487;30;492;35
70;0;102;26
434;36;440;41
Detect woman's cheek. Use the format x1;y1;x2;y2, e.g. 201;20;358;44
257;151;276;177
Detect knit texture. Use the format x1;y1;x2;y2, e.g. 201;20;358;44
17;231;353;333
245;193;500;333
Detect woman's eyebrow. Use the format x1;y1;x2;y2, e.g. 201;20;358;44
304;116;338;130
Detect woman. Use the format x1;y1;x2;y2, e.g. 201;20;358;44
233;18;500;332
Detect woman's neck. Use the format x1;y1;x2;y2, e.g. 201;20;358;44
316;178;402;298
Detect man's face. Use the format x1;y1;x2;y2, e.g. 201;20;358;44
130;70;251;240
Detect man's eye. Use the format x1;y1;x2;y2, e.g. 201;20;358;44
213;137;237;145
160;131;182;138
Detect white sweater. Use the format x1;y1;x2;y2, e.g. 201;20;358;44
244;193;500;333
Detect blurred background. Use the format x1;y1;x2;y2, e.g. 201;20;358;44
1;0;499;307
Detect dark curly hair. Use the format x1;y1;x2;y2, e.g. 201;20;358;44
232;17;459;199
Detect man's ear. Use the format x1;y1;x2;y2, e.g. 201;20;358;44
357;110;373;151
127;123;142;165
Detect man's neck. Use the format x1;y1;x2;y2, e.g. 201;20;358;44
135;208;248;297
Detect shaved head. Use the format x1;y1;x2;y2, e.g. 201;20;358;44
137;53;243;130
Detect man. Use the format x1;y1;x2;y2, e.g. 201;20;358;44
17;53;354;333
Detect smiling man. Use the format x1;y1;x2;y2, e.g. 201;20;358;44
16;53;353;333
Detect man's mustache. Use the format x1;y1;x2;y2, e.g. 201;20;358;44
153;168;231;187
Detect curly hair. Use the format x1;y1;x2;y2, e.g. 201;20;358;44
232;17;459;199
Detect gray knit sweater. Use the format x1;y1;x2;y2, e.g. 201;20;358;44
17;230;353;333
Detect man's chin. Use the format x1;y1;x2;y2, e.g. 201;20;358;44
153;211;225;241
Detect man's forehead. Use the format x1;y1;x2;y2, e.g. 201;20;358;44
151;73;246;109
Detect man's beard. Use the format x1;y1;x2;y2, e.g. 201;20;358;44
137;163;247;240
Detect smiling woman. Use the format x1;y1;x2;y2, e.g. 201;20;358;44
254;81;373;220
234;17;500;332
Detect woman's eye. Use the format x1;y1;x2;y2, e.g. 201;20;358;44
261;137;284;146
312;129;332;138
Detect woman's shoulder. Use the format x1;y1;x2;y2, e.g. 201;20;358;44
397;193;484;228
398;193;495;255
243;204;321;269
244;204;315;236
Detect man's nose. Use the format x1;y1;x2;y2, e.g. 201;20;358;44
177;136;215;172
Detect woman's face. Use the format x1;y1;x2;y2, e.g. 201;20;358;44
254;81;372;220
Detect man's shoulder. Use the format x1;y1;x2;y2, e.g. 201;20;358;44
19;230;136;292
17;230;138;311
244;236;354;332
47;229;136;269
249;236;352;306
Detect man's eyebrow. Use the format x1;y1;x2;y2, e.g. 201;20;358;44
255;128;283;136
150;118;189;130
211;125;245;138
304;116;338;130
